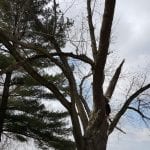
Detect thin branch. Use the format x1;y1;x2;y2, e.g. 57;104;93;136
0;54;50;75
87;0;97;61
79;72;92;96
0;28;94;67
109;83;150;134
128;107;150;120
63;0;76;15
125;77;135;99
53;0;57;36
109;119;126;134
43;27;89;130
79;72;92;116
80;96;90;117
51;52;94;67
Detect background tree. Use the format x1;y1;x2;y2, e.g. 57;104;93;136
0;0;74;149
0;0;150;150
0;46;75;150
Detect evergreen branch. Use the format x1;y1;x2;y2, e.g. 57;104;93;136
0;28;94;67
0;32;71;111
0;71;12;141
0;28;89;132
0;55;49;75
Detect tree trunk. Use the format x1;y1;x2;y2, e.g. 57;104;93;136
0;71;12;141
84;134;108;150
83;112;109;150
70;106;85;150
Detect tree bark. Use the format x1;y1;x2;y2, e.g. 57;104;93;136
70;106;84;150
0;71;12;141
84;113;109;150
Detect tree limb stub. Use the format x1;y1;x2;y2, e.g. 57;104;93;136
105;59;125;99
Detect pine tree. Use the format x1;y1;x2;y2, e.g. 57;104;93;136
0;51;75;150
0;0;74;149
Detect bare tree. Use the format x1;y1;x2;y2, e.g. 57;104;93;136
0;0;150;150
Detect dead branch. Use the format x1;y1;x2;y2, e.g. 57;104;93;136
105;59;125;99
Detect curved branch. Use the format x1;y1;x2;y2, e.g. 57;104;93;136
128;107;150;120
51;52;94;67
79;73;92;116
0;34;71;111
0;27;89;131
109;83;150;134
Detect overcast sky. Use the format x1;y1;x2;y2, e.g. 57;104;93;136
110;1;150;149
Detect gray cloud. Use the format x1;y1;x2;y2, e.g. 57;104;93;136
115;0;150;65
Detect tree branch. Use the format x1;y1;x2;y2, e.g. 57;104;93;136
109;119;126;134
0;33;71;111
0;55;48;75
0;71;12;141
51;52;94;67
128;107;150;120
105;59;125;99
0;27;89;132
92;0;116;111
47;31;89;131
0;27;94;67
87;0;97;61
109;83;150;134
96;0;116;81
79;72;92;116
